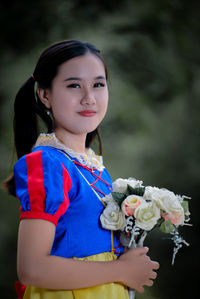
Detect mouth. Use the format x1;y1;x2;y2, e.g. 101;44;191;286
78;110;97;117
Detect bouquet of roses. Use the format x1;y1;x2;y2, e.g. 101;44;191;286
101;177;191;262
100;178;191;298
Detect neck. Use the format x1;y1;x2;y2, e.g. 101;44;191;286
54;128;87;153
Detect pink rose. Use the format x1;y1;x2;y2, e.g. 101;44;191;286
122;195;144;216
162;211;184;226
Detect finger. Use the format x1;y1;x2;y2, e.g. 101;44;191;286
150;271;157;280
145;279;154;287
152;261;160;270
127;247;149;256
145;255;151;262
135;246;149;255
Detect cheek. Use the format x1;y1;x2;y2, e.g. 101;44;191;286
98;90;109;111
50;91;72;112
98;101;108;121
50;100;71;125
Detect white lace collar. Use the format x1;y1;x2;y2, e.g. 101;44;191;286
33;133;104;171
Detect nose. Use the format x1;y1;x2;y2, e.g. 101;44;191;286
81;88;96;106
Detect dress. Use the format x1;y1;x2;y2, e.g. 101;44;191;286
14;133;129;299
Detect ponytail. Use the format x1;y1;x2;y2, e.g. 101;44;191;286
14;76;53;158
4;76;54;195
14;76;38;158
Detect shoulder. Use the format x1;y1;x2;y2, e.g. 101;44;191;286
14;147;62;183
14;146;73;198
14;146;69;171
14;147;74;190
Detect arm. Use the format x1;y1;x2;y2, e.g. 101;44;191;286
17;219;159;292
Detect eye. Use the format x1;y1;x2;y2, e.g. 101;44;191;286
94;82;105;88
67;83;80;88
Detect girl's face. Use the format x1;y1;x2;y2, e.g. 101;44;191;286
39;53;108;138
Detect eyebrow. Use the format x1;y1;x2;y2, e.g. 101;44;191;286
64;75;106;81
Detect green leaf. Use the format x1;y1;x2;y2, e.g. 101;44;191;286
181;201;189;213
125;185;133;196
111;192;126;206
160;220;175;234
126;184;145;197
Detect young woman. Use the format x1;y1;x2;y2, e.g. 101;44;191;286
7;40;159;299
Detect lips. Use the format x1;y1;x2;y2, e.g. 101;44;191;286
78;110;97;117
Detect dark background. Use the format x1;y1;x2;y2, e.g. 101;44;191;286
0;1;199;298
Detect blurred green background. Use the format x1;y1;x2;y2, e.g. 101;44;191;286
0;0;199;298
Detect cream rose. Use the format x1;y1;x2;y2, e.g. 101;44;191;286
113;178;143;193
100;200;126;231
134;202;161;231
122;195;144;216
144;187;185;225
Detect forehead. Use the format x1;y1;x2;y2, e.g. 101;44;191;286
57;53;106;78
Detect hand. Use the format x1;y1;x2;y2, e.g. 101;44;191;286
118;247;160;293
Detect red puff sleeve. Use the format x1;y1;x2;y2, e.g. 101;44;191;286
14;150;72;226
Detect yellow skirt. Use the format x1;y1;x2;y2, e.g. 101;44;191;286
23;252;129;299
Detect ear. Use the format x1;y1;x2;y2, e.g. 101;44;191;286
36;88;51;109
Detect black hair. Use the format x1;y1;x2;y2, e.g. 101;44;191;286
4;40;108;195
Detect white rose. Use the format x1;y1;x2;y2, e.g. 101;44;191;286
144;187;184;225
113;177;143;193
134;201;161;231
100;200;126;231
144;186;160;201
102;193;113;203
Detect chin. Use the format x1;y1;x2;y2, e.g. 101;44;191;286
79;127;98;135
78;123;100;134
